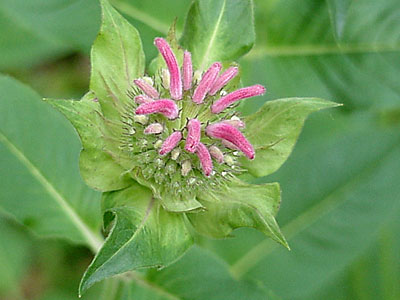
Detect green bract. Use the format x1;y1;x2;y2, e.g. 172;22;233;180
44;0;338;294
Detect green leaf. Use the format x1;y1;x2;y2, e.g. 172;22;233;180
326;0;352;39
112;0;192;64
181;0;255;70
242;0;400;113
83;246;274;300
241;97;340;177
79;182;193;295
188;179;288;248
0;217;31;298
45;94;134;192
91;0;145;122
0;75;102;251
210;111;400;299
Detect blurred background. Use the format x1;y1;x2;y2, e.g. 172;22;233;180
0;0;399;299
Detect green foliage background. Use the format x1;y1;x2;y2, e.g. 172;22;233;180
0;0;399;299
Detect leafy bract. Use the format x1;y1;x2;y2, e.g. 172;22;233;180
91;0;145;122
45;94;134;192
0;75;102;251
241;98;340;177
189;180;288;248
181;0;255;70
79;183;193;295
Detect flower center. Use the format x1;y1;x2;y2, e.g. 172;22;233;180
118;37;265;197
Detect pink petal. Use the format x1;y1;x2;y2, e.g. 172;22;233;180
192;62;222;104
134;95;153;104
144;123;164;135
184;118;201;153
209;145;224;164
206;122;255;159
211;84;266;114
154;38;182;100
133;79;159;99
183;51;193;91
159;131;182;155
209;67;239;96
196;143;213;177
135;99;178;119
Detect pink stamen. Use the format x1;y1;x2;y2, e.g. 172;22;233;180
184;118;201;153
209;67;239;96
211;84;266;114
159;131;182;156
206;122;255;159
135;99;178;119
196;143;213;177
133;79;160;99
183;51;193;91
154;38;182;100
134;95;153;104
209;145;224;164
144;123;164;135
192;62;222;104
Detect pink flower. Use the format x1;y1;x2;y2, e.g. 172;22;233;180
133;79;159;99
135;99;178;119
154;38;182;100
211;84;266;114
206;122;255;159
183;51;193;91
196;143;213;177
134;95;153;104
144;123;164;135
192;62;222;104
209;66;238;96
159;131;182;155
185;119;201;153
129;38;263;177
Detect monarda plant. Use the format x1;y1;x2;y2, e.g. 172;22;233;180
45;0;338;295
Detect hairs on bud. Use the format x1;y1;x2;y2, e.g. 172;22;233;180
211;84;266;114
133;79;160;99
154;38;182;100
196;143;213;176
192;62;222;104
209;66;238;96
159;131;182;155
184;118;201;153
135;99;179;119
206;122;255;159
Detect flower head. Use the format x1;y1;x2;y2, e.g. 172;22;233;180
122;38;265;196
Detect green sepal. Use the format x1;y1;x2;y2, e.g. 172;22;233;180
242;97;341;177
188;179;289;249
44;93;134;192
79;182;193;295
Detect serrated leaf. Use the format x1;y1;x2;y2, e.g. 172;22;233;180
188;179;288;248
45;94;134;192
91;0;145;122
241;97;340;177
0;75;102;250
79;183;193;295
181;0;255;70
